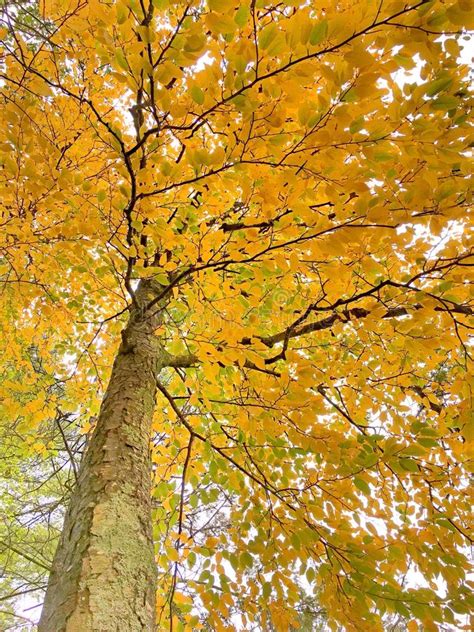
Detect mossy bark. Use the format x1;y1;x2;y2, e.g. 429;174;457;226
39;281;165;632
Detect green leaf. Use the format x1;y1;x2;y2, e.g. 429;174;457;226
258;24;278;50
399;458;419;472
115;49;129;71
341;87;358;103
374;152;394;162
416;437;438;448
435;517;457;533
425;76;453;97
401;444;426;457
291;532;301;550
240;551;253;568
309;20;328;46
354;477;370;495
431;95;459;110
209;460;218;479
153;273;169;285
350;117;364;134
234;6;248;28
116;3;128;24
437;280;454;292
190;85;204;105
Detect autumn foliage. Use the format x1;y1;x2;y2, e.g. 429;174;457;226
0;0;473;629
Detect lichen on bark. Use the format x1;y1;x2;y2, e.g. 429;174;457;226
38;280;167;632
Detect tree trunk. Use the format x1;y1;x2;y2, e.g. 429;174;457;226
39;281;165;632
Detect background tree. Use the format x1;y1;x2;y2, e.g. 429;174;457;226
0;0;473;630
0;339;81;629
0;410;77;631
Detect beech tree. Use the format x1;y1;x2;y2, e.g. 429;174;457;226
0;0;472;629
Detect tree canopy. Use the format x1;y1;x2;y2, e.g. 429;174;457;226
0;0;473;630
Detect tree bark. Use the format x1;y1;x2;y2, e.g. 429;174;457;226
39;281;165;632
